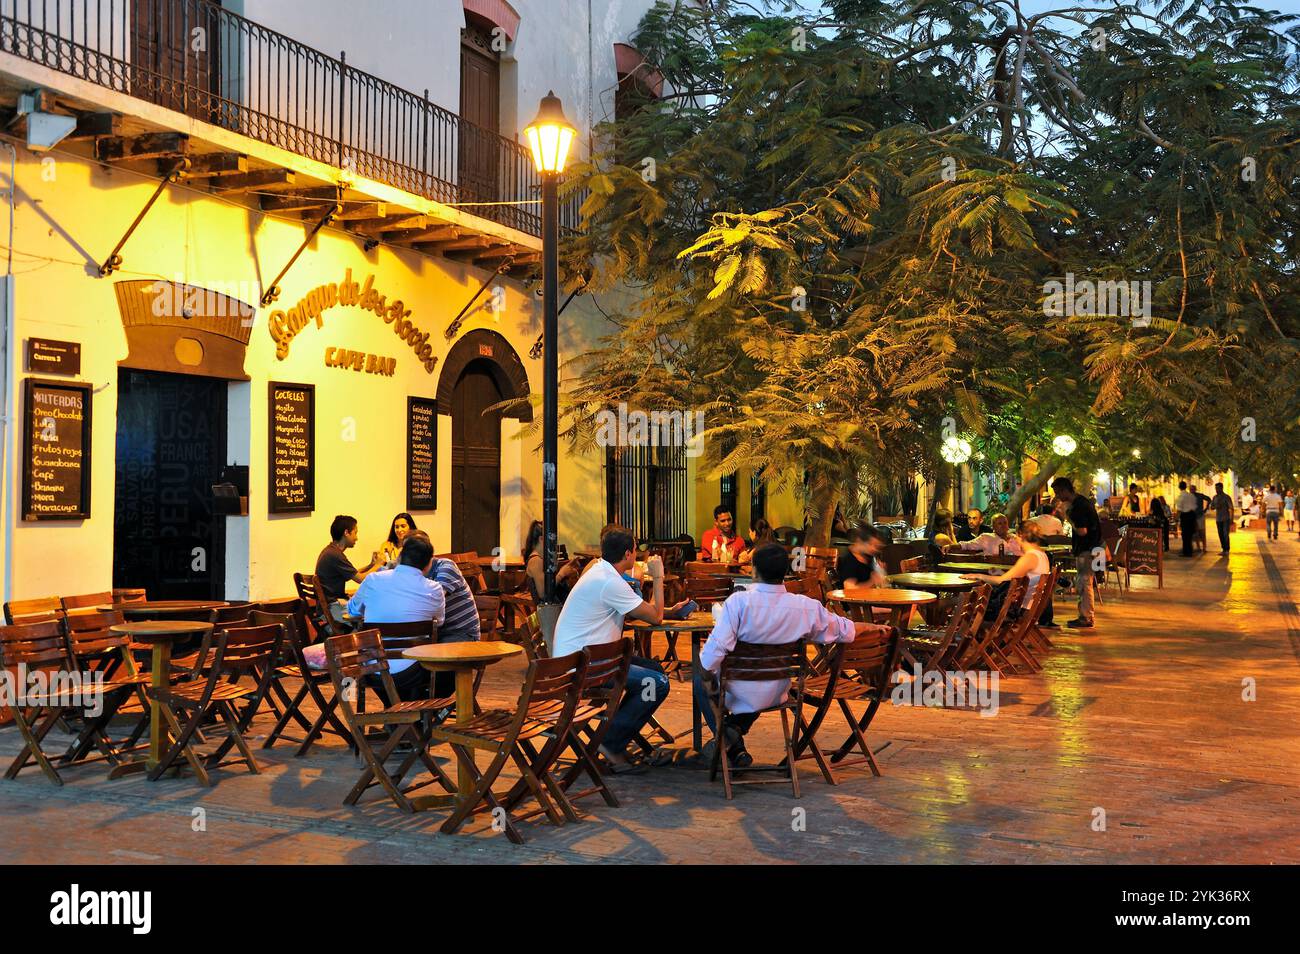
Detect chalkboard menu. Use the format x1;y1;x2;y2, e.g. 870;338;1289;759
1123;526;1163;588
269;382;315;513
407;396;437;511
22;378;92;520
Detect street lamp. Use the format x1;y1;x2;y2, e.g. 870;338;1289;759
524;92;577;605
941;435;972;512
1052;434;1077;456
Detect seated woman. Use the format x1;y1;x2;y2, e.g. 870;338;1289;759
378;512;417;568
523;519;581;602
931;508;957;551
739;517;776;564
959;518;1052;622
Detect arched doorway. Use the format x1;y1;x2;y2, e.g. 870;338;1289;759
438;330;531;554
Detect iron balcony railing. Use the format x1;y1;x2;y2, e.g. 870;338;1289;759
0;0;582;237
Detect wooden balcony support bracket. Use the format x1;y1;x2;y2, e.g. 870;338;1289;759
260;189;346;306
94;131;190;163
352;214;430;235
391;226;461;246
260;186;340;213
212;169;298;194
98;156;191;277
176;153;248;178
333;202;388;221
445;256;517;340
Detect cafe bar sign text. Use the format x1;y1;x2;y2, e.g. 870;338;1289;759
268;269;437;373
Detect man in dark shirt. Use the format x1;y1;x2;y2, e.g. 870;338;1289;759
315;515;381;624
1051;476;1100;629
836;524;886;587
956;509;985;543
1210;482;1234;555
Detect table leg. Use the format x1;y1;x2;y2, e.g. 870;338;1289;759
110;641;171;779
454;667;476;804
692;634;703;753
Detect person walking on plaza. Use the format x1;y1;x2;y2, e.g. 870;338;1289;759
1263;485;1284;540
1190;483;1210;553
1210;483;1234;555
1175;481;1199;558
1149;494;1172;552
1050;476;1101;629
1285;489;1296;533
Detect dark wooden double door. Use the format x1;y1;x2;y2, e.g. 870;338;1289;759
130;0;223;122
451;359;503;555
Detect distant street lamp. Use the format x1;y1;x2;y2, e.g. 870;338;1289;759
1052;434;1077;456
940;435;973;512
524;92;577;604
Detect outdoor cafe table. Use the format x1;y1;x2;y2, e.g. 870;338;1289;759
106;620;215;779
96;599;227;620
626;611;717;752
403;641;524;812
888;572;978;624
937;561;1007;574
826;587;936;629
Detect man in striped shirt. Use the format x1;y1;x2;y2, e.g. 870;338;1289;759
410;532;481;699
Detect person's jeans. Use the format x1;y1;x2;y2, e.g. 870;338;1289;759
1074;552;1095;623
1267;512;1280;539
1216;520;1232;552
1179;511;1198;556
602;656;670;753
692;670;759;745
367;663;431;704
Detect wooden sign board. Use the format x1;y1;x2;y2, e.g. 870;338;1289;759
407;396;437;511
1123;526;1163;588
25;337;82;376
22;378;92;520
268;382;315;513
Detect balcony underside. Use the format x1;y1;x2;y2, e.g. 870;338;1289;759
0;54;543;277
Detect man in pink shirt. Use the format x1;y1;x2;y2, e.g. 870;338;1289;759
698;504;746;561
695;544;889;766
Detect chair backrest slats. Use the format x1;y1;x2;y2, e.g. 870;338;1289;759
721;639;807;682
0;620;71;669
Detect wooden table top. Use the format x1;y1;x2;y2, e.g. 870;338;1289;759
110;620;213;640
827;588;937;606
888;572;980;591
472;556;525;569
403;641;523;666
627;611;717;632
98;600;227;617
938;562;1006;573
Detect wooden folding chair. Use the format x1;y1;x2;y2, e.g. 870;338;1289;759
3;597;63;626
955;578;1028;673
59;592;113;615
430;649;588;844
701;639;808;800
324;629;456;812
794;627;902;782
899;555;928;573
990;568;1060;675
0;620;142;784
905;584;991;680
146;623;284;785
251;602;352;754
62;608;152;762
474;594;501;637
294;572;345;642
112;588;148;604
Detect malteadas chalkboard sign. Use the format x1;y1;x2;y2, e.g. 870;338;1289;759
22;378;92;520
407;396;437;511
268;382;315;514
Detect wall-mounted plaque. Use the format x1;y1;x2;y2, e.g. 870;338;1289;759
22;378;92;520
268;382;314;514
25;338;82;375
407;396;437;511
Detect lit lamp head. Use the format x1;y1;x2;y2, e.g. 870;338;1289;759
1094;469;1110;484
524;91;576;175
1052;434;1077;456
940;435;972;465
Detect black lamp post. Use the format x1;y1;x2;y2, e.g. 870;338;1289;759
523;91;576;604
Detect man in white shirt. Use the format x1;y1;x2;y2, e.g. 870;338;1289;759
553;526;687;771
1174;481;1200;556
1034;505;1064;536
1239;489;1254;529
957;513;1024;557
695;543;888;766
346;534;446;701
1263;485;1284;540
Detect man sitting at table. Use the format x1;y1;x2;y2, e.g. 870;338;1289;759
956;513;1024;557
554;527;689;773
315;514;383;627
698;505;745;562
346;533;446;702
696;543;889;767
836;524;887;587
956;508;986;542
405;531;479;699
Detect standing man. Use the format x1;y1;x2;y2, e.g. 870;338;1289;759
1050;476;1101;630
698;505;745;562
1263;484;1284;541
1239;487;1255;530
1210;482;1234;555
1189;484;1211;553
1175;481;1199;557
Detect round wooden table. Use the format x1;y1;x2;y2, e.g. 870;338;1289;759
97;600;227;620
106;620;214;779
938;561;1007;574
403;641;524;811
627;611;717;751
887;572;980;593
827;587;936;628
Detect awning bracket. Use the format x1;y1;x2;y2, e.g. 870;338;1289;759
445;256;516;340
260;190;344;306
529;287;581;359
98;157;189;277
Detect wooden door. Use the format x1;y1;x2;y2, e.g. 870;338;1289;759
131;0;221;122
459;23;500;204
451;359;503;555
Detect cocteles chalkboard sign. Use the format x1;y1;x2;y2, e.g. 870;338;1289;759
407;396;437;511
268;382;315;513
22;378;92;520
